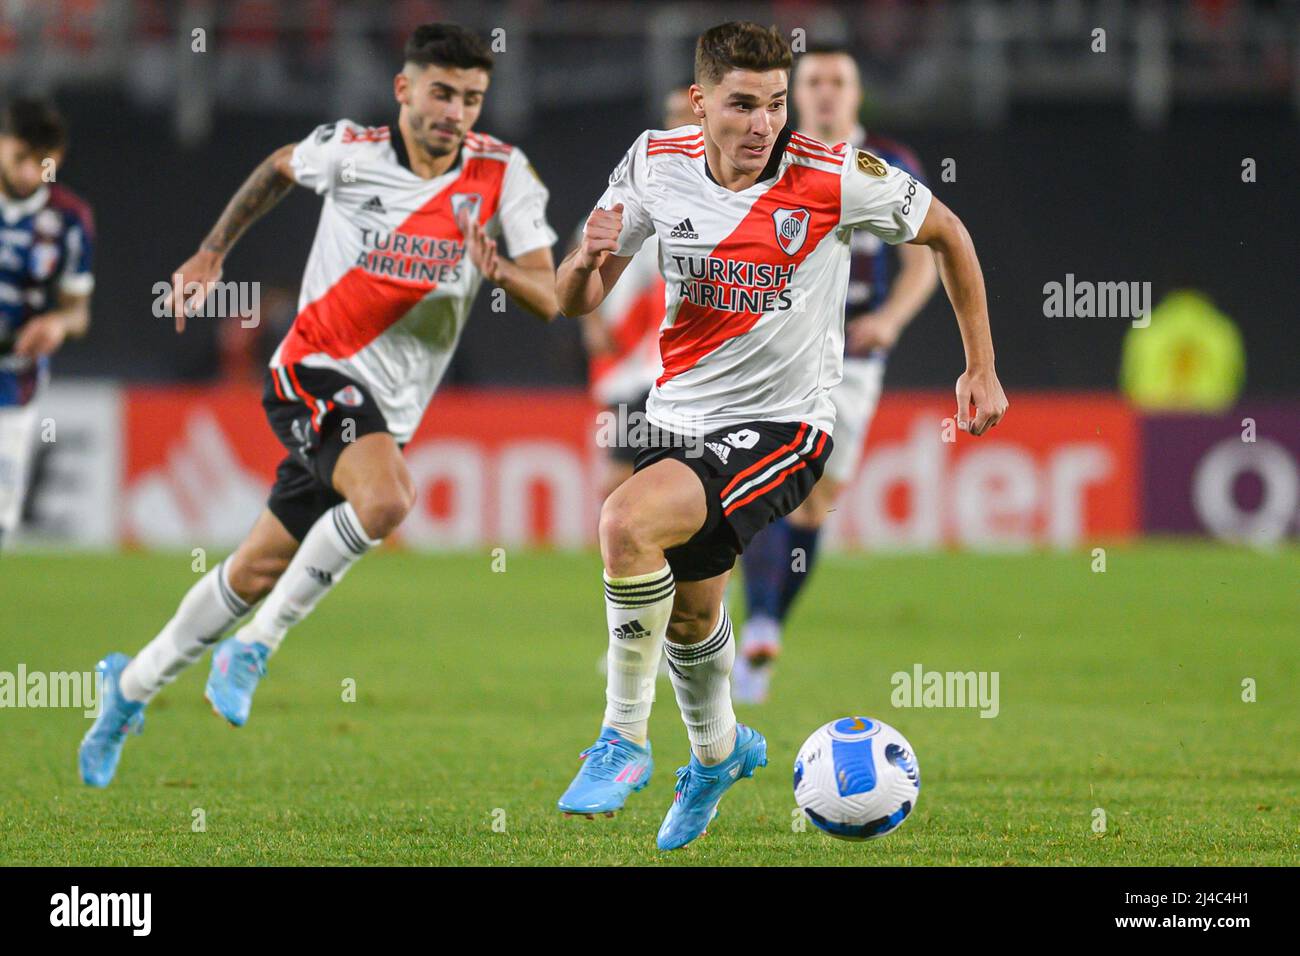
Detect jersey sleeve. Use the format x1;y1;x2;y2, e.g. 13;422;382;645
496;148;559;258
58;202;95;297
839;147;932;244
589;131;654;258
290;121;345;196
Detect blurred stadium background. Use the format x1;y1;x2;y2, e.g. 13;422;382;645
4;0;1297;553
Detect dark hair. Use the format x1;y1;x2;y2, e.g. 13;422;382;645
695;21;792;87
404;23;493;72
0;97;68;152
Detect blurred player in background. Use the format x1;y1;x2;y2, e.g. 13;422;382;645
79;23;558;787
0;98;94;550
555;22;1005;849
581;86;696;499
733;44;940;703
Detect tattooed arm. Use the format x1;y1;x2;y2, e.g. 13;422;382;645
165;144;298;332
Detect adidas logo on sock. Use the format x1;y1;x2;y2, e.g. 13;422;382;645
612;620;651;640
669;217;698;240
362;195;386;213
306;566;334;586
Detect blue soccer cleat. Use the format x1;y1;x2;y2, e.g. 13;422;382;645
557;726;654;817
656;723;768;851
78;652;146;788
204;637;270;727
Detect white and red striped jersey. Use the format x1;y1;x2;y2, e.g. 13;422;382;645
587;234;664;405
590;124;932;437
272;120;557;442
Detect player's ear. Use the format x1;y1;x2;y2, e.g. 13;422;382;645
393;71;410;106
688;83;706;119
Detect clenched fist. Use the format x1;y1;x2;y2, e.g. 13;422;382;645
577;203;624;270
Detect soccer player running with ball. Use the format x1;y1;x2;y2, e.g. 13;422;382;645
732;44;941;704
555;21;1006;850
79;24;559;787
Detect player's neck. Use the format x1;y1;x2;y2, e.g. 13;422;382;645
397;115;460;180
702;135;765;193
806;123;856;147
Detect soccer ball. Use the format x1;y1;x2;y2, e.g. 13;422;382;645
793;716;920;841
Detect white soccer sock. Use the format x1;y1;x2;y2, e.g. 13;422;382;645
665;603;738;765
120;557;251;703
235;502;379;654
602;563;674;746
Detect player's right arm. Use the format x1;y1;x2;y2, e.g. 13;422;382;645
556;205;634;318
165;143;298;332
557;132;654;318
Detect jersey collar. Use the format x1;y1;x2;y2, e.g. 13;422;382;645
0;184;49;225
390;124;465;181
702;125;792;189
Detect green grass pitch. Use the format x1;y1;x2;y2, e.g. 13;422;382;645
1;543;1296;866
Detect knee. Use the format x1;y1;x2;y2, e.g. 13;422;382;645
350;478;415;540
226;553;291;605
666;602;718;645
599;496;653;567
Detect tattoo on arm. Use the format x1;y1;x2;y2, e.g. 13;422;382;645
200;157;295;255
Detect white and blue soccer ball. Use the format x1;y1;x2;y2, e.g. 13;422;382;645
793;716;920;841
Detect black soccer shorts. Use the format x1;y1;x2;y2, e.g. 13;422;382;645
607;389;653;466
633;419;833;582
262;363;392;541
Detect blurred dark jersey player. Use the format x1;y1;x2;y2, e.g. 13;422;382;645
0;98;94;543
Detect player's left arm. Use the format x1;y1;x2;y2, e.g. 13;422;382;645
12;290;91;358
460;210;558;321
15;199;95;358
464;150;561;321
910;196;1007;436
846;241;939;353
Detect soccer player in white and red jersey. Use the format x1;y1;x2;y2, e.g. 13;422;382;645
732;44;942;703
79;24;559;787
555;22;1006;850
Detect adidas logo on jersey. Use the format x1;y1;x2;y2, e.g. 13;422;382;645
704;441;731;464
362;195;386;213
669;217;699;240
612;620;651;641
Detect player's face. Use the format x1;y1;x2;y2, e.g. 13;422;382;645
0;136;59;200
793;53;861;136
395;63;490;159
662;88;697;130
695;69;788;175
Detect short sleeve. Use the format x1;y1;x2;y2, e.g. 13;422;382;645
290;122;344;196
589;132;654;258
496;148;558;258
840;147;932;244
58;204;95;297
